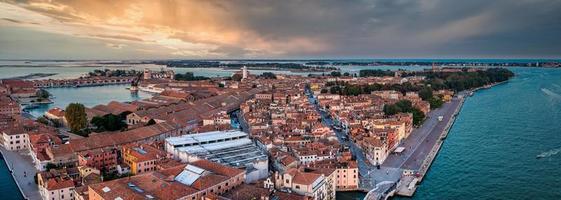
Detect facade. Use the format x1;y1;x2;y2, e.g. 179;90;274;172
121;144;166;175
77;148;119;171
37;168;78;200
274;168;336;200
0;95;20;116
1;127;29;151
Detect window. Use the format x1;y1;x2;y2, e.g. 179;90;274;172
295;185;300;189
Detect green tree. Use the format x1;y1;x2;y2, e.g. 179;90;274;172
232;73;243;81
429;97;444;108
65;103;88;133
330;71;342;77
383;104;401;115
418;87;433;101
145;119;156;126
36;89;50;100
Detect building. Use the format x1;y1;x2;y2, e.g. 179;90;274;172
77;148;119;172
165;130;269;183
274;168;336;200
46;122;179;166
0;95;20;116
1;126;29;151
242;66;249;79
122;143;166;175
37;168;79;200
87;159;245;200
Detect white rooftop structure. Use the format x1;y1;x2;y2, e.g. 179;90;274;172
165;130;248;148
165;130;268;168
174;164;206;186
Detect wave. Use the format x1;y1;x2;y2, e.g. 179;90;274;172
537;147;561;159
541;88;561;100
552;84;561;90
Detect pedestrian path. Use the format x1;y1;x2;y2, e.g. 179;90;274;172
0;147;41;200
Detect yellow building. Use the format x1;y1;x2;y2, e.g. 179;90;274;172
122;144;166;175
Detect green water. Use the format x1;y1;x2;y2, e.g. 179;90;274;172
399;67;561;199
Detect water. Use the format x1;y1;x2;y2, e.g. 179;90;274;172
25;85;152;117
0;155;24;200
0;61;432;80
397;67;561;200
337;191;367;200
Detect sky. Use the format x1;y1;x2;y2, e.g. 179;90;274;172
0;0;560;60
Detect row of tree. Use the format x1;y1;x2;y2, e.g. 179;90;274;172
174;72;210;81
404;68;515;91
322;82;423;96
359;69;395;77
383;100;426;126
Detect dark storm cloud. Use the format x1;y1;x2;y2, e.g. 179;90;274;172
1;0;560;59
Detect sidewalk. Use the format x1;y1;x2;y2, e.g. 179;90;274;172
0;147;41;200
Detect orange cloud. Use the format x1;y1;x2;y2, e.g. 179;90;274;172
0;0;330;58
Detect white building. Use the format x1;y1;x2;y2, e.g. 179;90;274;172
274;168;336;200
242;66;248;79
165;130;268;183
39;178;75;200
1;127;29;151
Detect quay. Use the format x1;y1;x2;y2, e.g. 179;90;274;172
394;93;466;197
31;76;134;88
0;147;41;200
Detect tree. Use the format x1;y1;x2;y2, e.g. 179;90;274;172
429;97;444;108
330;71;342;77
259;72;277;79
65;103;88;133
232;73;243;81
384;100;425;125
383;104;400;115
36;89;50;100
174;72;209;81
418;87;433;101
145;119;156;126
91;114;127;132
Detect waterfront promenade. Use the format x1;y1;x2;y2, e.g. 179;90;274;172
361;93;466;199
0;147;41;200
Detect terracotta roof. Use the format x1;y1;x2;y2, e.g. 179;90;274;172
122;144;166;162
46;107;65;118
287;168;322;185
45;178;75;190
50;122;177;157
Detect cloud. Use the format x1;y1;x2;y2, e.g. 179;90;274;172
105;43;126;49
0;0;560;59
